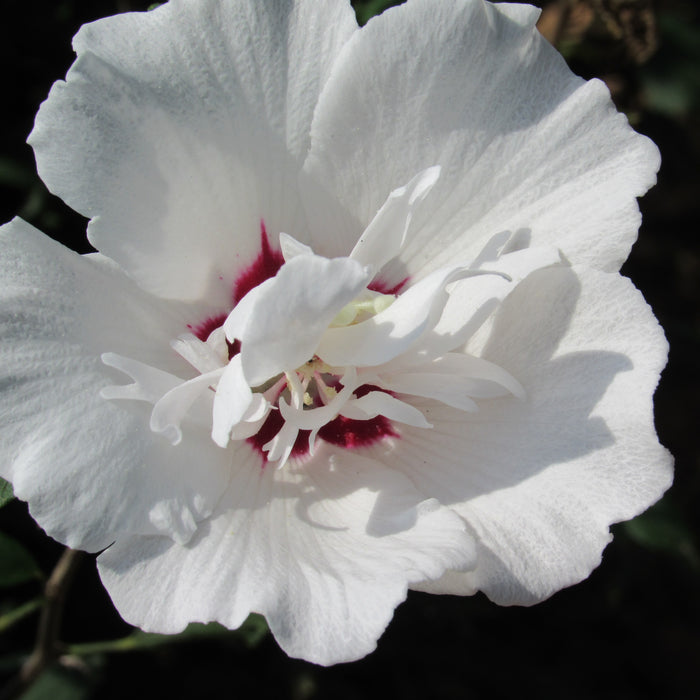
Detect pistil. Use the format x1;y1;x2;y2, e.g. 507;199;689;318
330;292;397;328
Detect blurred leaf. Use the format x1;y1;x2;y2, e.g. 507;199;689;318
127;615;268;650
69;614;268;656
232;612;269;648
658;13;700;61
0;597;43;633
0;652;26;675
0;158;33;189
0;532;43;588
642;68;699;118
18;185;50;224
19;663;94;700
623;501;700;570
0;478;13;509
639;10;700;118
353;0;404;25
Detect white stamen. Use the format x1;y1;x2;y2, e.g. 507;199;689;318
171;332;227;374
98;168;536;468
279;367;358;432
341;392;432;428
151;367;225;445
101;353;182;403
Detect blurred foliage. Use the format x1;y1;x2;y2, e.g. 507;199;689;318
353;0;404;25
0;0;698;698
641;11;700;118
0;479;13;510
0;600;43;636
18;665;95;700
66;616;269;657
622;501;700;570
0;535;42;590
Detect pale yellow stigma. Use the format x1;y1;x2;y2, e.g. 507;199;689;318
330;292;396;328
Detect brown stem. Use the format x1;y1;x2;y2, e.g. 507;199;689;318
1;548;84;700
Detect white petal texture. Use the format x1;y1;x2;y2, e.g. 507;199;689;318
397;266;673;602
98;453;475;665
303;0;660;277
29;0;358;302
0;220;231;549
226;253;371;385
1;0;671;666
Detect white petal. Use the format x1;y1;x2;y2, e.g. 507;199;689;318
222;277;276;343
171;333;227;374
0;220;229;549
395;245;563;367
262;420;299;467
381;353;525;410
279;232;314;261
228;395;271;441
97;451;475;665
380;375;479;413
30;0;357;300
150;367;225;445
205;327;230;365
383;266;672;604
100;353;182;403
304;0;658;272
341;392;432;428
317;265;472;367
349;166;440;274
227;254;372;386
432;354;526;400
211;355;256;448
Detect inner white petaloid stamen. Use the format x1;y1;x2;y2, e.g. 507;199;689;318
99;168;548;469
101;249;523;468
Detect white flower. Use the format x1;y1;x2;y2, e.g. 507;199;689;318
0;0;672;665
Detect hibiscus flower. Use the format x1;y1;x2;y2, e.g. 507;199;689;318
0;0;672;665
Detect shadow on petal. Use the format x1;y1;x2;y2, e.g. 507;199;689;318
395;266;635;502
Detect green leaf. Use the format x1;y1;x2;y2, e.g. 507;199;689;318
659;13;700;60
623;501;700;570
68;614;268;656
0;532;42;588
0;478;14;509
19;664;94;700
642;75;696;118
353;0;405;25
0;597;44;633
234;612;269;648
132;614;268;649
0;652;27;675
0;158;33;189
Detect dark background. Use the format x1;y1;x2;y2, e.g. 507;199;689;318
1;1;698;698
